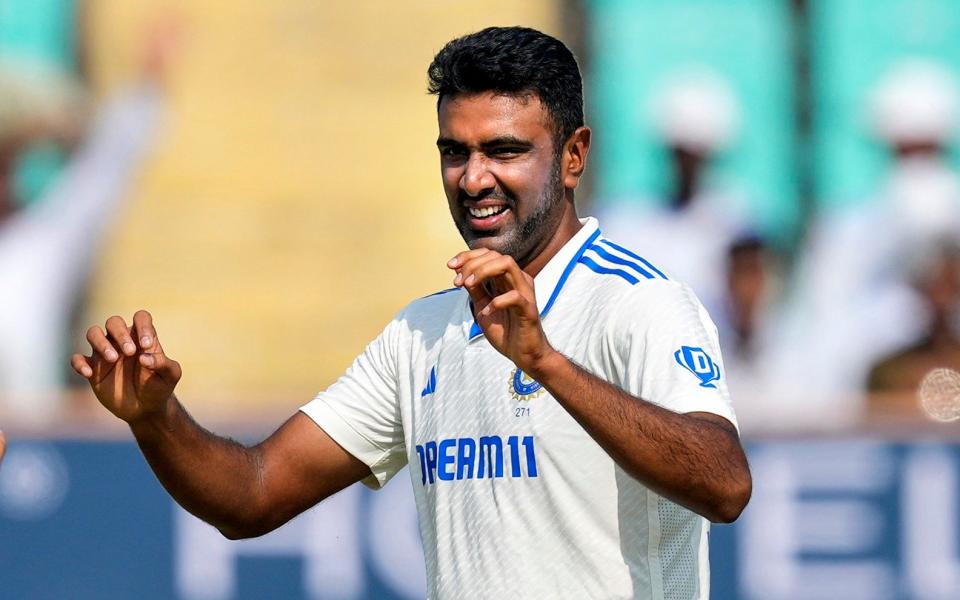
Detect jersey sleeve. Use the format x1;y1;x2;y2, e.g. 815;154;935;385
609;282;739;429
300;316;407;489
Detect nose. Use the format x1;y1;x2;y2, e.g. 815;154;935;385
460;153;495;198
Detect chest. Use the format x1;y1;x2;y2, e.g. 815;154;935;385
410;339;562;437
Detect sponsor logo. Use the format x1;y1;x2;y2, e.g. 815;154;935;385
674;345;721;388
420;366;437;397
415;435;539;485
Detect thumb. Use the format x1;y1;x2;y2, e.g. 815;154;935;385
139;351;182;383
0;430;6;465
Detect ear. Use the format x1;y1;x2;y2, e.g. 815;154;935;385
562;126;592;190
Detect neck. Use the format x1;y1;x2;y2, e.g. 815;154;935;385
672;177;698;210
521;200;582;278
930;313;959;349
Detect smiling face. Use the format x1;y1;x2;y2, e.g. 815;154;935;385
437;92;585;272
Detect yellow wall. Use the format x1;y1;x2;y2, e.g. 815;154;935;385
82;1;560;417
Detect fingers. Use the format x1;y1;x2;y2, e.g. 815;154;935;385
456;252;527;294
79;310;164;375
479;289;532;317
447;248;491;270
139;350;182;382
133;310;157;350
86;325;120;363
453;251;504;307
451;251;537;320
105;315;137;357
71;353;94;379
0;430;5;465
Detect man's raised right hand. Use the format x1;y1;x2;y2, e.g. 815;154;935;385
71;310;182;424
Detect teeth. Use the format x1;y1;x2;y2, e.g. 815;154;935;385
468;206;506;218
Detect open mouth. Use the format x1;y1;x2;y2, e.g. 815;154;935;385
468;205;508;218
466;205;510;230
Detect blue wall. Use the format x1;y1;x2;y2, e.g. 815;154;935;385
3;439;960;598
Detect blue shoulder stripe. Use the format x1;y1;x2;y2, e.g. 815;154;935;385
540;228;602;316
595;238;668;280
587;244;655;279
578;255;639;285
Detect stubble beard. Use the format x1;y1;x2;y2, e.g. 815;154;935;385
458;156;565;266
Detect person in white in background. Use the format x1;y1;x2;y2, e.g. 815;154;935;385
712;235;794;433
788;59;960;427
0;28;174;424
599;69;752;313
707;234;838;434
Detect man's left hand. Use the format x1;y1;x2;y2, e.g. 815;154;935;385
448;249;558;376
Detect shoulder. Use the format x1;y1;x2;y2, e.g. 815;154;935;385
582;232;717;326
574;233;676;295
571;232;703;324
391;286;467;335
408;285;464;310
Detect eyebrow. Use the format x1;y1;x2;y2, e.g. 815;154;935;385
436;136;535;151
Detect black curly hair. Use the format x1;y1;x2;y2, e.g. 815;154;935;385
427;26;585;147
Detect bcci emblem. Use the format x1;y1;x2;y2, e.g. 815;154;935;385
509;368;544;401
674;346;721;389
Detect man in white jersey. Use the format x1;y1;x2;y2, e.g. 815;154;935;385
72;27;751;599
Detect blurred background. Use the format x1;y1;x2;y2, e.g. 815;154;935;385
2;0;960;598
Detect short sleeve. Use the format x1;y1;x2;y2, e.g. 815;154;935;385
300;317;407;489
610;282;739;430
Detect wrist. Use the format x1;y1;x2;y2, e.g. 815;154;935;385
524;346;567;383
128;394;179;438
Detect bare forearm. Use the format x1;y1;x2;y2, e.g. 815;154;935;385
447;248;752;520
75;312;368;538
128;395;265;536
530;351;751;522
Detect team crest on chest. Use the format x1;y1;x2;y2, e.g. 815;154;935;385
509;368;544;401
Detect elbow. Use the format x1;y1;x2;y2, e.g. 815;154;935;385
216;516;276;540
708;470;753;524
217;524;252;541
213;503;279;540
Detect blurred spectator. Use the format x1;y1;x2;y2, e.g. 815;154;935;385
0;27;173;424
867;240;960;420
716;236;780;431
0;0;85;210
868;60;960;249
790;59;960;426
0;58;86;220
599;69;753;311
718;236;780;367
713;235;843;433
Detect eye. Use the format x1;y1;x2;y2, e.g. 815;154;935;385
490;147;526;158
440;146;467;158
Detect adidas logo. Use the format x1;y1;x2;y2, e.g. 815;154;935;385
421;366;437;397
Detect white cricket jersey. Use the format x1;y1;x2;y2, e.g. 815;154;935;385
301;217;737;599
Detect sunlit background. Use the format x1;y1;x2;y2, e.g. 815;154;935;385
3;0;960;598
84;1;555;415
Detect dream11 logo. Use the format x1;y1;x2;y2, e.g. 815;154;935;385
674;345;721;388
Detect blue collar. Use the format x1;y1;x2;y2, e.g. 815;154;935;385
468;218;602;340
